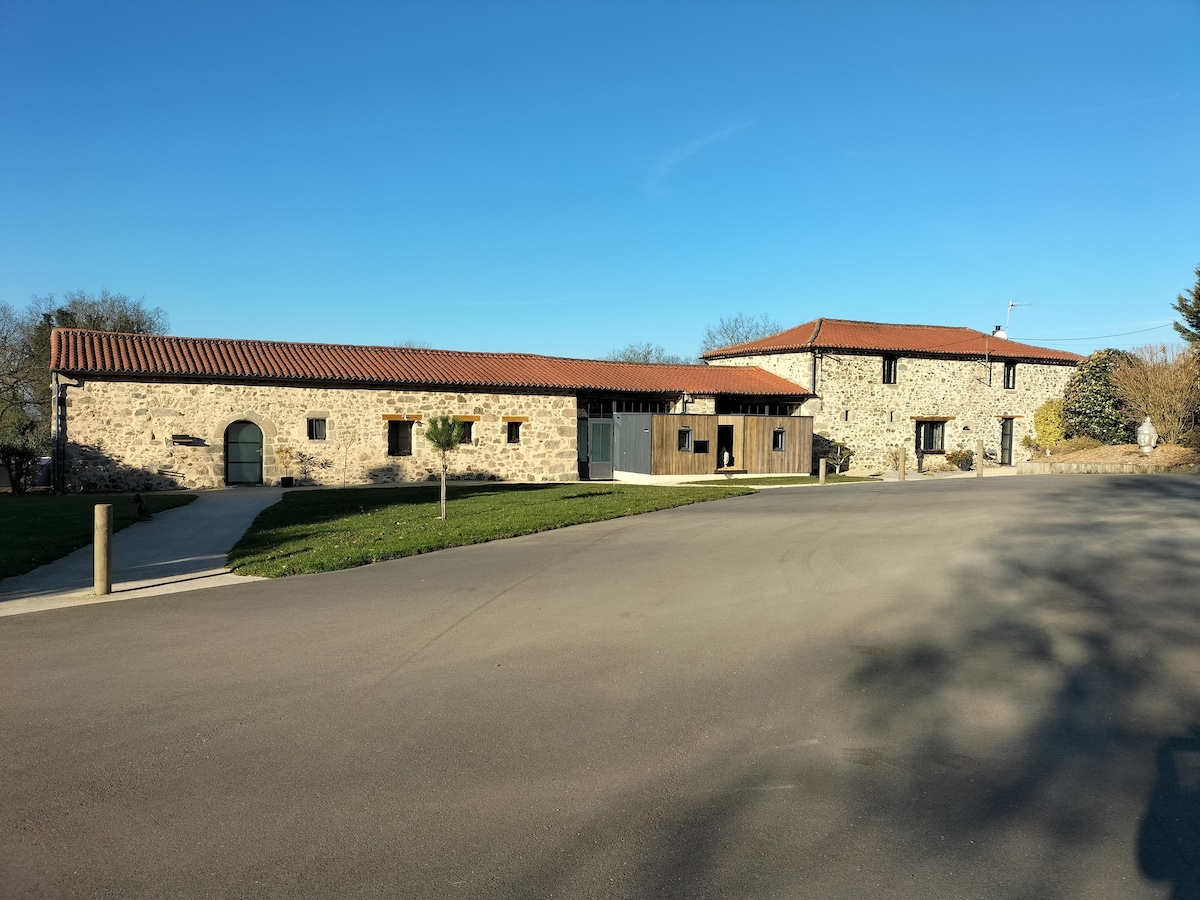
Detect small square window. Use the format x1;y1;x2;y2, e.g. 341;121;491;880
507;421;521;444
882;355;898;384
307;418;327;441
677;428;692;452
458;421;473;444
1003;362;1017;390
772;428;786;452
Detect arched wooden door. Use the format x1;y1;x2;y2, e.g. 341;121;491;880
225;421;263;484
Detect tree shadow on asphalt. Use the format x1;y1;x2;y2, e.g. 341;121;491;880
842;476;1200;897
491;477;1200;898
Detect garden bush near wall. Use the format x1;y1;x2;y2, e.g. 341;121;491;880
1109;344;1200;445
0;441;41;492
944;448;974;470
1062;349;1137;445
812;434;855;474
1033;399;1066;449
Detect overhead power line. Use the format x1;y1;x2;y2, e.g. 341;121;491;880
1019;324;1174;343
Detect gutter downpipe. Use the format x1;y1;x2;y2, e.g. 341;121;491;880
808;318;823;408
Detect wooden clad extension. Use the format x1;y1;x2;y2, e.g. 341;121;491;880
742;416;812;475
651;415;719;476
646;414;812;476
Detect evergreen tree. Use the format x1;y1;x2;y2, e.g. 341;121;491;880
1062;349;1137;444
423;415;463;521
1172;264;1200;347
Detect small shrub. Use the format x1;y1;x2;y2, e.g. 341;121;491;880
944;449;974;470
1179;430;1200;449
275;443;297;477
295;451;332;482
1033;399;1066;448
884;446;907;471
812;434;855;474
1052;435;1103;455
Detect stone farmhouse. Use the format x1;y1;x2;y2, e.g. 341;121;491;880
703;318;1082;469
49;329;814;491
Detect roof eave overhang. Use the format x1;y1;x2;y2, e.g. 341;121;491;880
52;369;809;397
705;346;1078;365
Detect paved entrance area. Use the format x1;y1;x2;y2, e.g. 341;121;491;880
3;476;1200;898
0;487;282;616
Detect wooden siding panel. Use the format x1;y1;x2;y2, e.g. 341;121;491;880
743;416;812;474
651;415;718;475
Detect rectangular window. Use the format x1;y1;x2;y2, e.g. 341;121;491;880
917;421;945;452
1003;362;1017;390
716;400;798;416
507;421;521;444
772;428;786;451
693;440;709;454
307;418;327;441
882;355;898;384
613;399;671;413
677;428;692;451
458;420;473;444
387;420;413;456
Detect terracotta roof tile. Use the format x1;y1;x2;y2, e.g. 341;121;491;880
51;329;811;397
702;318;1083;363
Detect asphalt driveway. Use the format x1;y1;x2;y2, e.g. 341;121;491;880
3;476;1200;899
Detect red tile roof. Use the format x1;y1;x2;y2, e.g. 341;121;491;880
701;318;1083;363
51;329;810;397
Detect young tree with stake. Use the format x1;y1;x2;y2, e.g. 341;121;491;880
423;415;463;521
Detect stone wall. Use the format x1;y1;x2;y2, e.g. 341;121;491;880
709;351;1075;469
61;378;582;491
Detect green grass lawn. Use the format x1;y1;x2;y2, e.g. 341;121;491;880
687;474;878;486
229;482;756;577
0;492;197;580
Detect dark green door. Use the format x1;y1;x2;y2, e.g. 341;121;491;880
225;421;263;484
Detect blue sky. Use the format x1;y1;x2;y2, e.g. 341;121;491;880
2;1;1198;360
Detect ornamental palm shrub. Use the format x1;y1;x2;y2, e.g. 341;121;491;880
1033;399;1066;449
1062;349;1137;444
423;415;463;520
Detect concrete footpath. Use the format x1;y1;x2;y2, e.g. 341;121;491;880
0;487;283;617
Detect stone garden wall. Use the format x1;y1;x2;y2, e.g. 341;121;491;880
61;378;581;491
709;351;1075;469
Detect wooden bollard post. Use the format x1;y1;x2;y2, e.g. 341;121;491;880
975;439;985;477
819;457;828;485
898;447;906;482
94;504;112;595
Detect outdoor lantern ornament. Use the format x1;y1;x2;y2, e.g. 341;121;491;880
1136;416;1158;454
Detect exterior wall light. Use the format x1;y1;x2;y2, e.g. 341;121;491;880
1136;416;1158;454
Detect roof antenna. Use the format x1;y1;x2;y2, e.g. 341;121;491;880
993;302;1031;339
